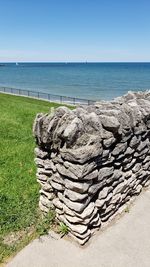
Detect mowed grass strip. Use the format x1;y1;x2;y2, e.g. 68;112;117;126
0;93;71;262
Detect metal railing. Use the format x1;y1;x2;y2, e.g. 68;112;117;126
0;86;96;106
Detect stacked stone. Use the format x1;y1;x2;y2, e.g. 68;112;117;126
33;91;150;245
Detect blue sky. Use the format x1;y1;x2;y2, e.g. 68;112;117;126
0;0;150;62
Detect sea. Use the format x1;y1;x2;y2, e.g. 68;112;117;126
0;62;150;101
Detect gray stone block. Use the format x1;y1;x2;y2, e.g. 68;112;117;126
34;91;150;245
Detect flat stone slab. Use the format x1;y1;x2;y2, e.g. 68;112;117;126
6;188;150;267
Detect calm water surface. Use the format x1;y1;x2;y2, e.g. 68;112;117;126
0;63;150;100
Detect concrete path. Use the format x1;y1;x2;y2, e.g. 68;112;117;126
7;189;150;267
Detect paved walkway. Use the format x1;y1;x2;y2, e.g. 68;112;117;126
7;188;150;267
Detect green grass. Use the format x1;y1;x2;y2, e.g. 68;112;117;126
58;222;69;237
0;93;72;263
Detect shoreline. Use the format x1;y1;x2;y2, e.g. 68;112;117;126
0;87;95;106
0;91;75;107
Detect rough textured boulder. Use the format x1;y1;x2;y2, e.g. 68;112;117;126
33;91;150;245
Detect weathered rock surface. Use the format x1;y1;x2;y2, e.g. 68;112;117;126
33;91;150;245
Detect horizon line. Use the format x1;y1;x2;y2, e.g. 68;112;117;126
1;61;150;63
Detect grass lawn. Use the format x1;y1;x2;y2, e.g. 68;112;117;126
0;93;71;263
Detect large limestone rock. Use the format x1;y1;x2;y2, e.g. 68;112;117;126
33;91;150;245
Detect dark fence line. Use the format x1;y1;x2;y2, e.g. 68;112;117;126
0;86;96;106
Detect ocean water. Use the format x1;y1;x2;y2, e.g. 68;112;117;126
0;62;150;100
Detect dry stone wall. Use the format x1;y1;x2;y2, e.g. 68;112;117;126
33;91;150;245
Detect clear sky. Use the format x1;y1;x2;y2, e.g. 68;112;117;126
0;0;150;62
